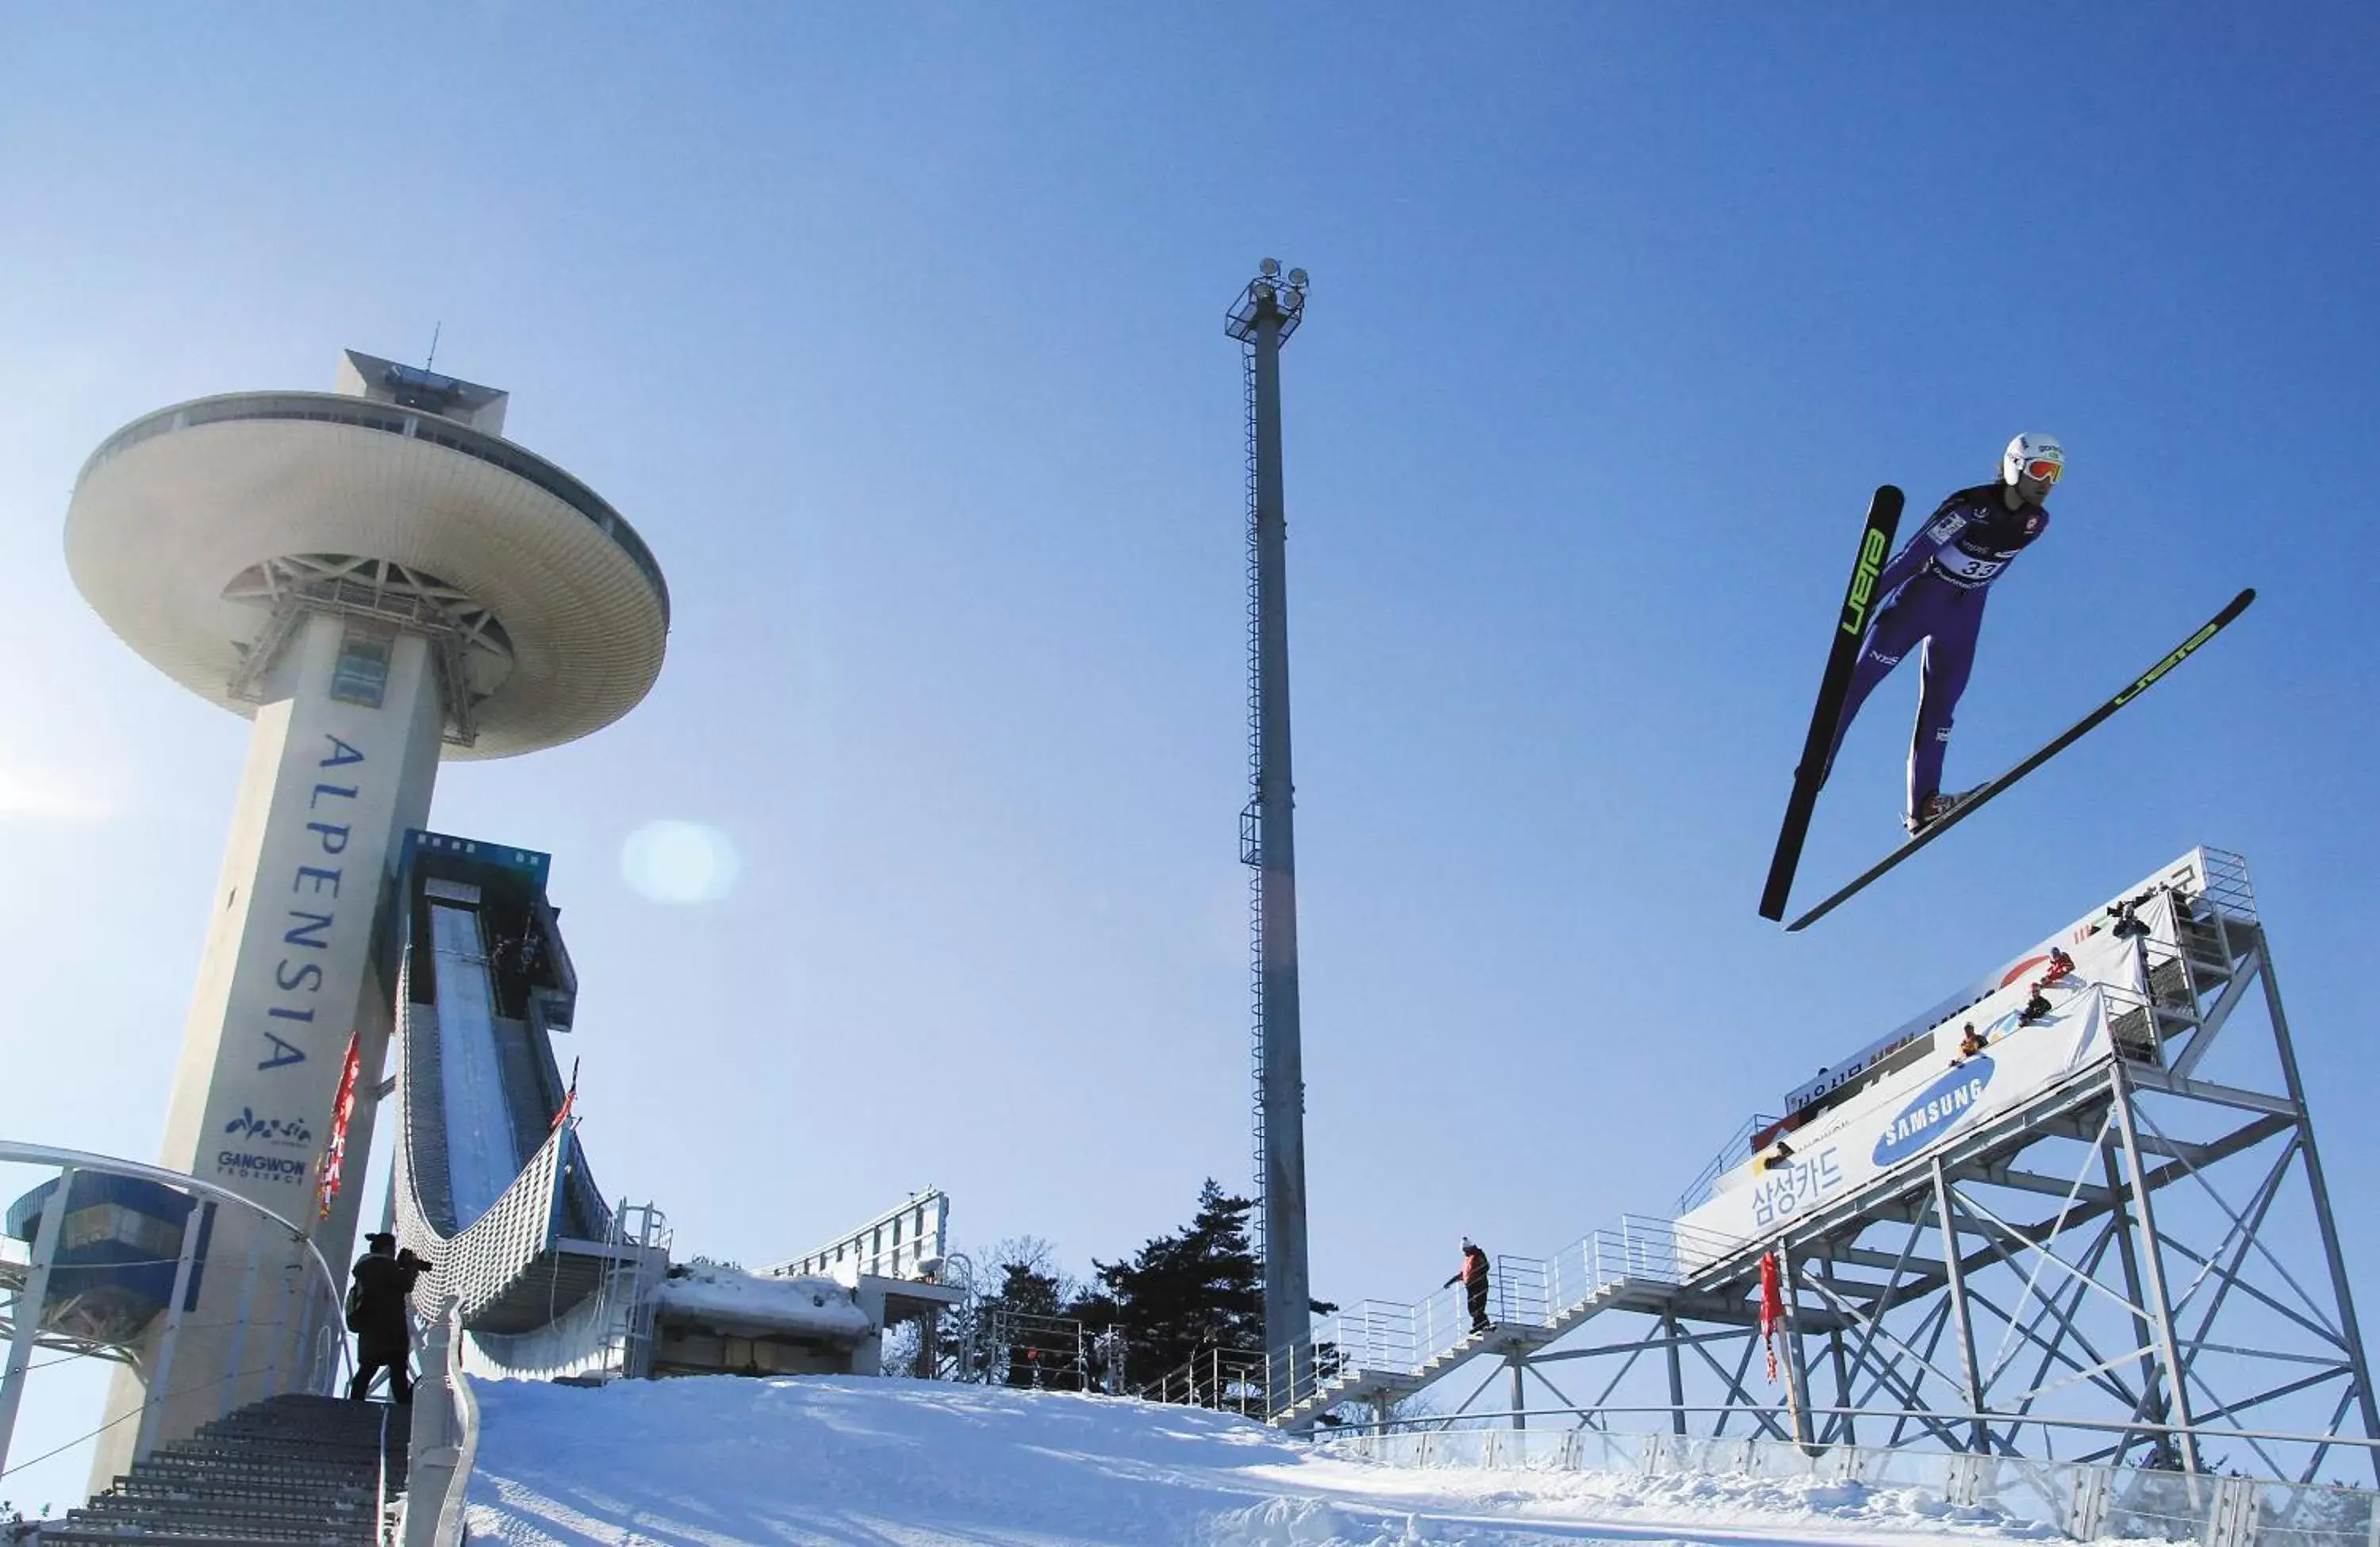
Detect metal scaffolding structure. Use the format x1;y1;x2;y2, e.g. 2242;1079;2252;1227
1257;850;2379;1490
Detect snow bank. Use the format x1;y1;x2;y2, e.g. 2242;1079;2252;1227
466;1375;2175;1546
647;1265;872;1341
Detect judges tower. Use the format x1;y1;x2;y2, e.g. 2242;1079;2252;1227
63;351;669;1479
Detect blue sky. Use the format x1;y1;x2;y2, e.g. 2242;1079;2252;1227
3;3;2377;1509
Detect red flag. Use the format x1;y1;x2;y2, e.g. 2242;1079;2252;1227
550;1057;579;1133
317;1032;363;1222
1759;1252;1784;1383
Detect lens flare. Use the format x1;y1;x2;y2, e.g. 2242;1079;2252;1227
0;766;115;823
620;820;741;905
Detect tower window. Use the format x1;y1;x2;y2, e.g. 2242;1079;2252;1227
331;624;394;708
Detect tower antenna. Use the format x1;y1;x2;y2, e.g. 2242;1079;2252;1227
424;321;442;375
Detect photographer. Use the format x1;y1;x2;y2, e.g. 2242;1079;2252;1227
346;1231;435;1403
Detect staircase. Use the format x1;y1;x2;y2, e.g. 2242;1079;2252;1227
48;1394;405;1546
1274;1272;1672;1429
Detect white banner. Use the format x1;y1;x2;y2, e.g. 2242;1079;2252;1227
1679;978;2118;1266
1779;854;2201;1115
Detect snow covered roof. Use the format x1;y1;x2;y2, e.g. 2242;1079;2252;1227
648;1264;873;1343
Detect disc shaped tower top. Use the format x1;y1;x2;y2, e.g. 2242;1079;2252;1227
63;353;670;758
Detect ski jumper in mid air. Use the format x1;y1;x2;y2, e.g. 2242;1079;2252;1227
1826;434;2064;834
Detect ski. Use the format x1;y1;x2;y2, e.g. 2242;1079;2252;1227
1758;486;1906;921
1786;587;2256;933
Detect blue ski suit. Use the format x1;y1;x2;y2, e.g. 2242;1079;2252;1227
1825;482;2049;817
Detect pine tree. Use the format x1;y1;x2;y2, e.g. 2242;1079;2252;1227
962;1238;1092;1389
993;1261;1064;1319
1089;1179;1263;1386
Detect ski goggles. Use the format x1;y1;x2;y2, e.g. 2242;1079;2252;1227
2020;457;2063;486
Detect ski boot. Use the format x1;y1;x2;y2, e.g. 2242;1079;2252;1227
1906;786;1983;836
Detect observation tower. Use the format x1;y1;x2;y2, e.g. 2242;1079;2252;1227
62;351;668;1478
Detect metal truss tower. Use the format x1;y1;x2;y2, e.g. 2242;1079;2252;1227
1275;850;2379;1491
1228;260;1312;1361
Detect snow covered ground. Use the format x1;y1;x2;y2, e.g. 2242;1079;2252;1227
465;1376;2151;1546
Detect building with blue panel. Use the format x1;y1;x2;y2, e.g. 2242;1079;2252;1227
5;1176;208;1346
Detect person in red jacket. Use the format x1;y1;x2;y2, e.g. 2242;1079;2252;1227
1445;1241;1491;1334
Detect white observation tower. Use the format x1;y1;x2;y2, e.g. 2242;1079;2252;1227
63;351;668;1480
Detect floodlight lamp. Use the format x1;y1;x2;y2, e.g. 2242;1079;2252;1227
1253;283;1275;307
1287;268;1308;287
1260;258;1281;277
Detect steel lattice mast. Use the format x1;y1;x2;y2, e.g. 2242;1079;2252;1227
1229;261;1311;1361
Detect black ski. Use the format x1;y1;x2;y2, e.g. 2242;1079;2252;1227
1786;587;2257;933
1759;486;1906;921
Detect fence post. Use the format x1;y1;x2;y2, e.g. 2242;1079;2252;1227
136;1196;213;1462
2065;1464;2109;1541
220;1226;267;1417
0;1169;72;1480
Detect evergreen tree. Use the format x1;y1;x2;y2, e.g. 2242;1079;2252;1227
981;1242;1077;1388
993;1261;1064;1319
1090;1179;1263;1385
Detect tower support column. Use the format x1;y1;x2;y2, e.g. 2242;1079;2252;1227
94;609;443;1488
1230;263;1312;1365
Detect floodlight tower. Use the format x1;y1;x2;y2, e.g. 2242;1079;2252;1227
63;352;668;1476
1227;261;1312;1362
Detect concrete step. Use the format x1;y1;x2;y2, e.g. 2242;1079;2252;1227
58;1393;401;1547
180;1422;394;1447
113;1466;378;1485
57;1503;379;1541
145;1438;400;1466
82;1493;372;1522
48;1524;376;1546
129;1457;387;1489
163;1424;398;1447
158;1432;391;1457
100;1494;374;1522
46;1523;376;1533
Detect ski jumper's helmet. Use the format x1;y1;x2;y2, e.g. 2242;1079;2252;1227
2004;433;2064;489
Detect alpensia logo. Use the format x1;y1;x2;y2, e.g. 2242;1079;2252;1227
223;1107;315;1146
1873;1058;1994;1167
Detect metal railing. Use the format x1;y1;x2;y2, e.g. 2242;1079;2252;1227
392;1115;575;1328
1676;1115;1773;1215
594;1202;668;1380
402;1299;480;1547
0;1142;353;1480
1234;1218;1757;1421
763;1192;947;1284
1139;1348;1269;1417
973;1307;1107;1392
373;1401;394;1547
2198;846;2259;925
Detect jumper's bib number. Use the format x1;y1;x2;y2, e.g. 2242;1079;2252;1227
1935;547;2007;583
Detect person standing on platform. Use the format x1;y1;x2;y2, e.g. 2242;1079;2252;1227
346;1232;433;1403
1445;1241;1492;1334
